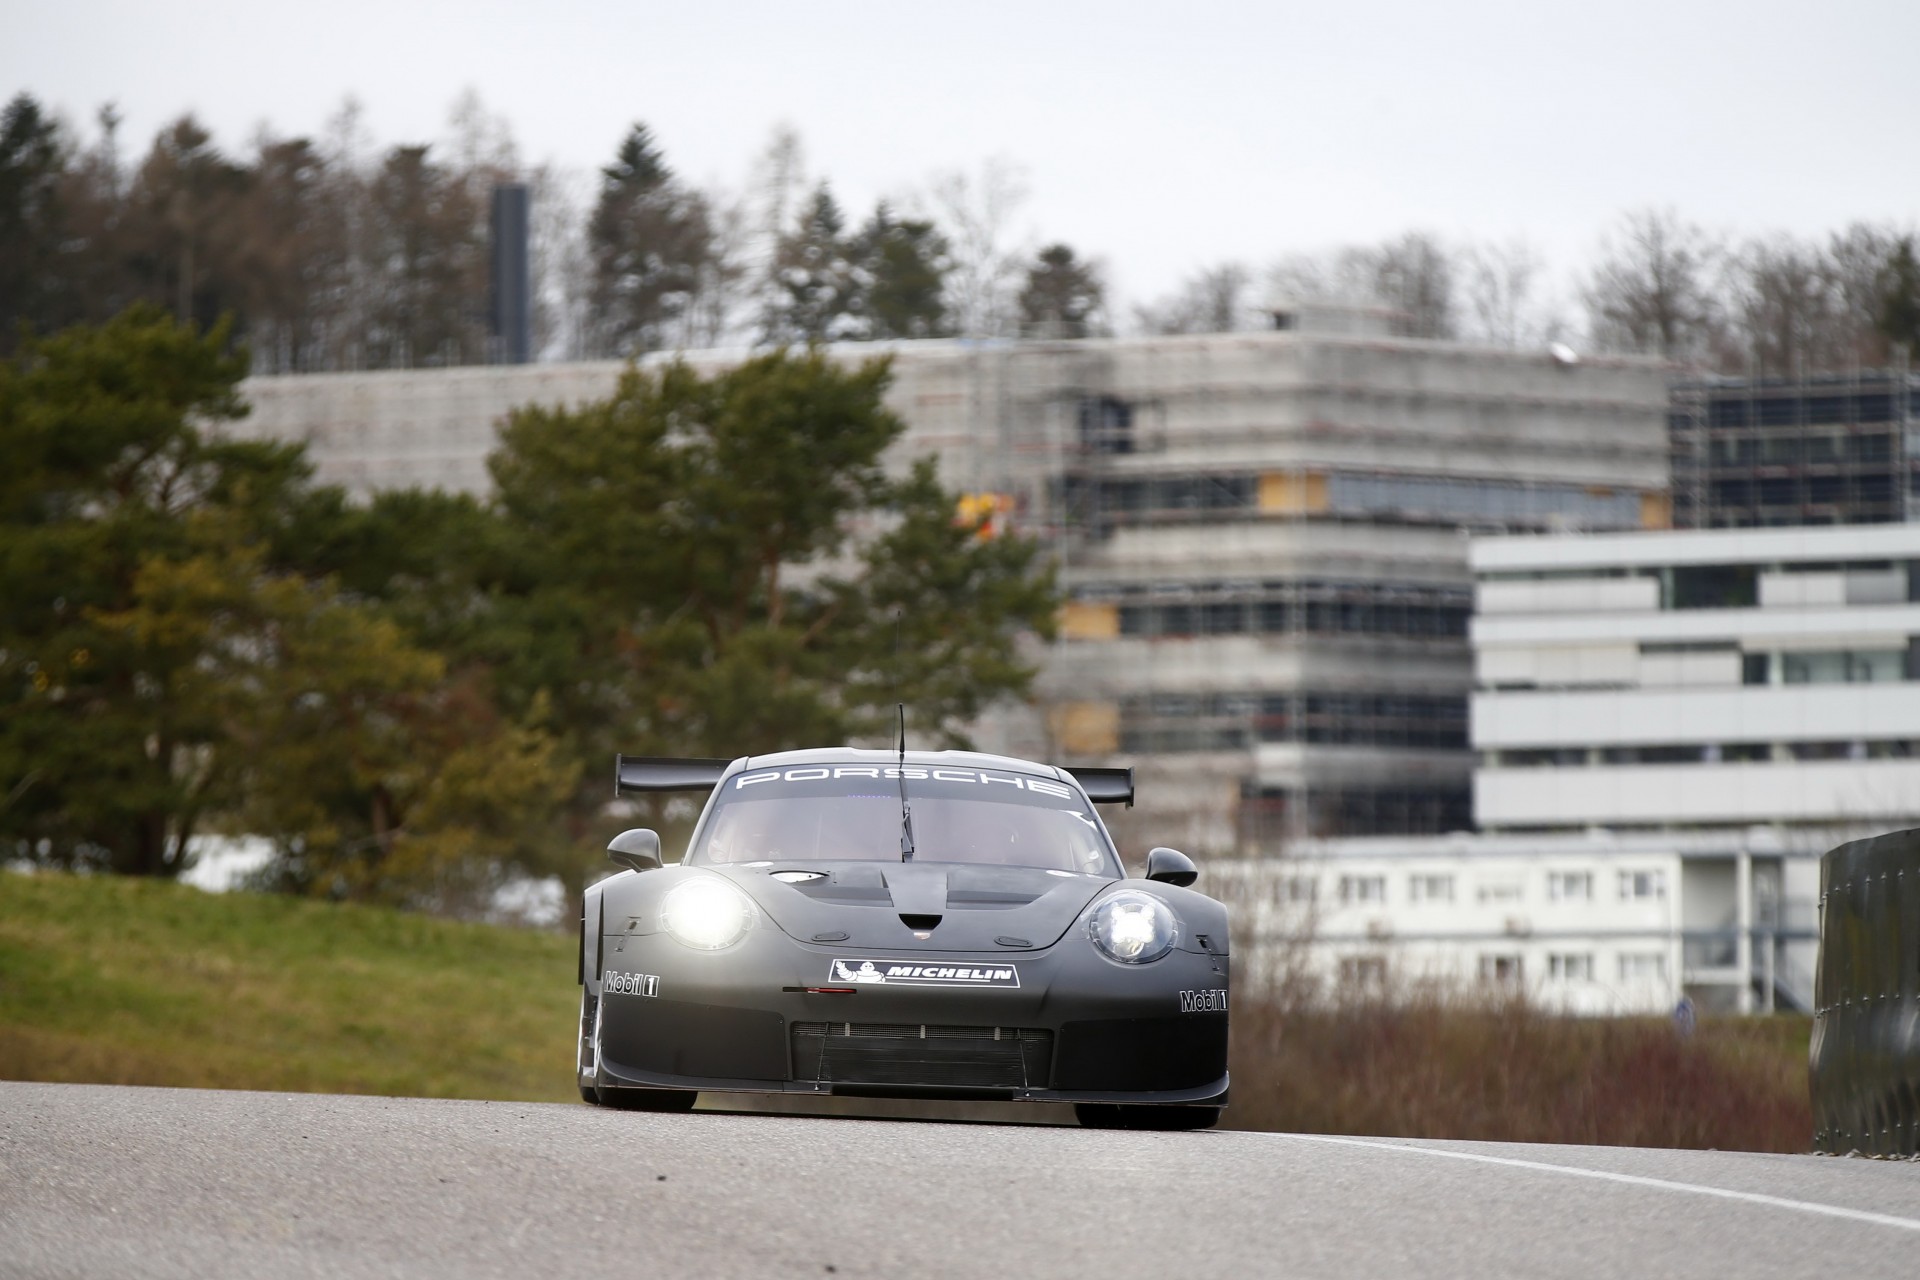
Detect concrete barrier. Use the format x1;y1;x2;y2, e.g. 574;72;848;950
1810;828;1920;1155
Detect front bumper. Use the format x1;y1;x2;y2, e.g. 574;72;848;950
589;928;1230;1105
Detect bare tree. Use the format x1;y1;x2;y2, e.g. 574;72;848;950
1582;208;1724;364
1724;235;1854;376
1462;237;1544;348
927;157;1029;338
1264;234;1459;339
1134;261;1253;335
1370;232;1458;339
1827;222;1904;367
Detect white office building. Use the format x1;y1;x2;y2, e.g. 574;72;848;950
1262;523;1920;1013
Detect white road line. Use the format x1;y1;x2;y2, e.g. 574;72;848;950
1278;1132;1920;1234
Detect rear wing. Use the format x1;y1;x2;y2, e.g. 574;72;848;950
614;755;732;796
1065;766;1134;808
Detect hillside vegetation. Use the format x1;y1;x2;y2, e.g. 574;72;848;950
1;871;1813;1150
0;871;579;1101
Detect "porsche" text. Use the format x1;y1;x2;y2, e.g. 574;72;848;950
735;766;1074;799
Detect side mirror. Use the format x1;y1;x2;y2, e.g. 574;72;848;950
1145;847;1198;887
607;828;663;873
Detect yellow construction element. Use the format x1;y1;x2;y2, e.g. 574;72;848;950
1049;701;1120;756
955;491;1015;540
1258;470;1328;514
1639;491;1673;529
1059;600;1119;640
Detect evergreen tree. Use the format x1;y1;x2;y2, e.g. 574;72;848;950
0;94;70;349
768;185;858;342
586;123;713;356
1018;243;1104;338
1876;237;1920;358
852;204;951;340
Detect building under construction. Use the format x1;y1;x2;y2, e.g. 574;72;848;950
235;311;1671;853
1670;368;1920;529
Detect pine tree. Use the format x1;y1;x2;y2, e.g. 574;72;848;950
852;204;951;340
1018;243;1104;338
586;124;713;356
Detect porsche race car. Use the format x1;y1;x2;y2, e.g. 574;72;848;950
577;748;1230;1129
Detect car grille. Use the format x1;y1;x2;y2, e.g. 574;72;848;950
792;1022;1052;1089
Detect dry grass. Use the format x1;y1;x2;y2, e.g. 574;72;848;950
1224;989;1812;1151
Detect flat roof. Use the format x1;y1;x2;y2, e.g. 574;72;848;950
1471;523;1920;574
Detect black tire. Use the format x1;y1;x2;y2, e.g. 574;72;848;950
1075;1103;1221;1131
595;1084;699;1112
579;1082;599;1105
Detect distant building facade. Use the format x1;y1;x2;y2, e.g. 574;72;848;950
232;319;1672;852
1671;371;1920;529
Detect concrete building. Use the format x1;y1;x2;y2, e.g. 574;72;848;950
1670;370;1920;529
230;316;1672;852
1259;522;1920;1014
1220;826;1813;1015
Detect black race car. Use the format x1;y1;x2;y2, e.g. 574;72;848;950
577;747;1230;1129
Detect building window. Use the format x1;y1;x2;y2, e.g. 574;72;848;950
1477;879;1524;904
1338;875;1387;905
1547;953;1594;981
1272;876;1318;905
1546;871;1593;902
1478;954;1524;984
1408;873;1454;903
1618;869;1667;901
1339;955;1388;989
1618;953;1668;982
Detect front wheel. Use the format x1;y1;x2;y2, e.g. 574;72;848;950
595;1084;699;1112
1075;1103;1220;1131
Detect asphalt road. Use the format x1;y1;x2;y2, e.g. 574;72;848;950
3;1082;1918;1279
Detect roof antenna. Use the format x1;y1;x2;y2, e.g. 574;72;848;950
897;702;915;862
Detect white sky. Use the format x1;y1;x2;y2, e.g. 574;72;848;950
9;0;1919;319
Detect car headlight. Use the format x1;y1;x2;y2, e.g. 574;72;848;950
660;877;754;950
1087;890;1178;964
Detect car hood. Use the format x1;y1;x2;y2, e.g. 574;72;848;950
713;861;1114;953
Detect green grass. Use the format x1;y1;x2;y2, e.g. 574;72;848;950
0;871;1817;1148
0;869;579;1101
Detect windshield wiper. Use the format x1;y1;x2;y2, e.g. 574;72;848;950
896;703;915;862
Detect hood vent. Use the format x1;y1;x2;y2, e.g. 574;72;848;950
899;914;942;931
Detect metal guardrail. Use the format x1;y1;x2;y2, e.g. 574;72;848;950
1810;828;1920;1155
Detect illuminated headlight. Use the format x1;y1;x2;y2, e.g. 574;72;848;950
1087;890;1178;964
660;878;754;950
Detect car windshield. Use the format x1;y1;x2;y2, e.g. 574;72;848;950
690;763;1120;876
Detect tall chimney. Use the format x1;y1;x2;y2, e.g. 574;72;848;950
490;183;532;364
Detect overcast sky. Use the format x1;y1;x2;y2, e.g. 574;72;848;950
10;1;1919;320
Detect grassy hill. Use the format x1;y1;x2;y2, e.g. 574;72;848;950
0;870;579;1101
0;870;1813;1149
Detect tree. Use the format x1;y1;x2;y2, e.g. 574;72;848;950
1875;236;1920;359
1136;262;1252;335
766;186;859;343
1583;208;1724;363
1725;235;1852;377
851;203;951;340
1018;244;1105;338
1369;233;1458;340
363;144;486;367
0;94;70;348
0;307;284;874
121;116;251;332
928;158;1029;338
1462;238;1545;348
586;124;713;356
485;349;1060;892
